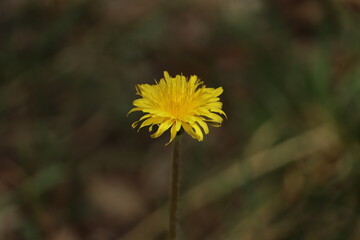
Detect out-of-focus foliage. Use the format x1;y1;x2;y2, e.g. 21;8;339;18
1;0;360;239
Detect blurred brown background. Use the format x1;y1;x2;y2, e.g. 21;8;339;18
1;0;360;239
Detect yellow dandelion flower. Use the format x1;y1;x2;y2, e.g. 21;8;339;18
128;71;226;145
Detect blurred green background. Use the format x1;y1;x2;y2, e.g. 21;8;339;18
1;0;360;239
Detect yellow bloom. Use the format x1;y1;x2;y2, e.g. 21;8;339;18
129;71;226;145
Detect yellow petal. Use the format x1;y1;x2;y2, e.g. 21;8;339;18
131;114;152;128
203;112;223;123
210;108;227;118
127;107;142;116
166;120;181;146
138;117;166;131
206;102;223;109
149;124;154;132
182;122;198;140
189;75;198;92
196;118;209;134
133;99;152;108
151;119;174;138
212;87;223;97
191;123;203;141
179;116;196;125
164;71;171;80
210;122;222;127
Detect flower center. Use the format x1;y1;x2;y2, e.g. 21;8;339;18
164;96;194;118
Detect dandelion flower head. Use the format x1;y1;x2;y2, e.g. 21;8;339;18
129;71;226;145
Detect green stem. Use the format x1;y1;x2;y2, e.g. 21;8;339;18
169;136;181;240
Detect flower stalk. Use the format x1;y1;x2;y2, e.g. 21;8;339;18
169;135;181;240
